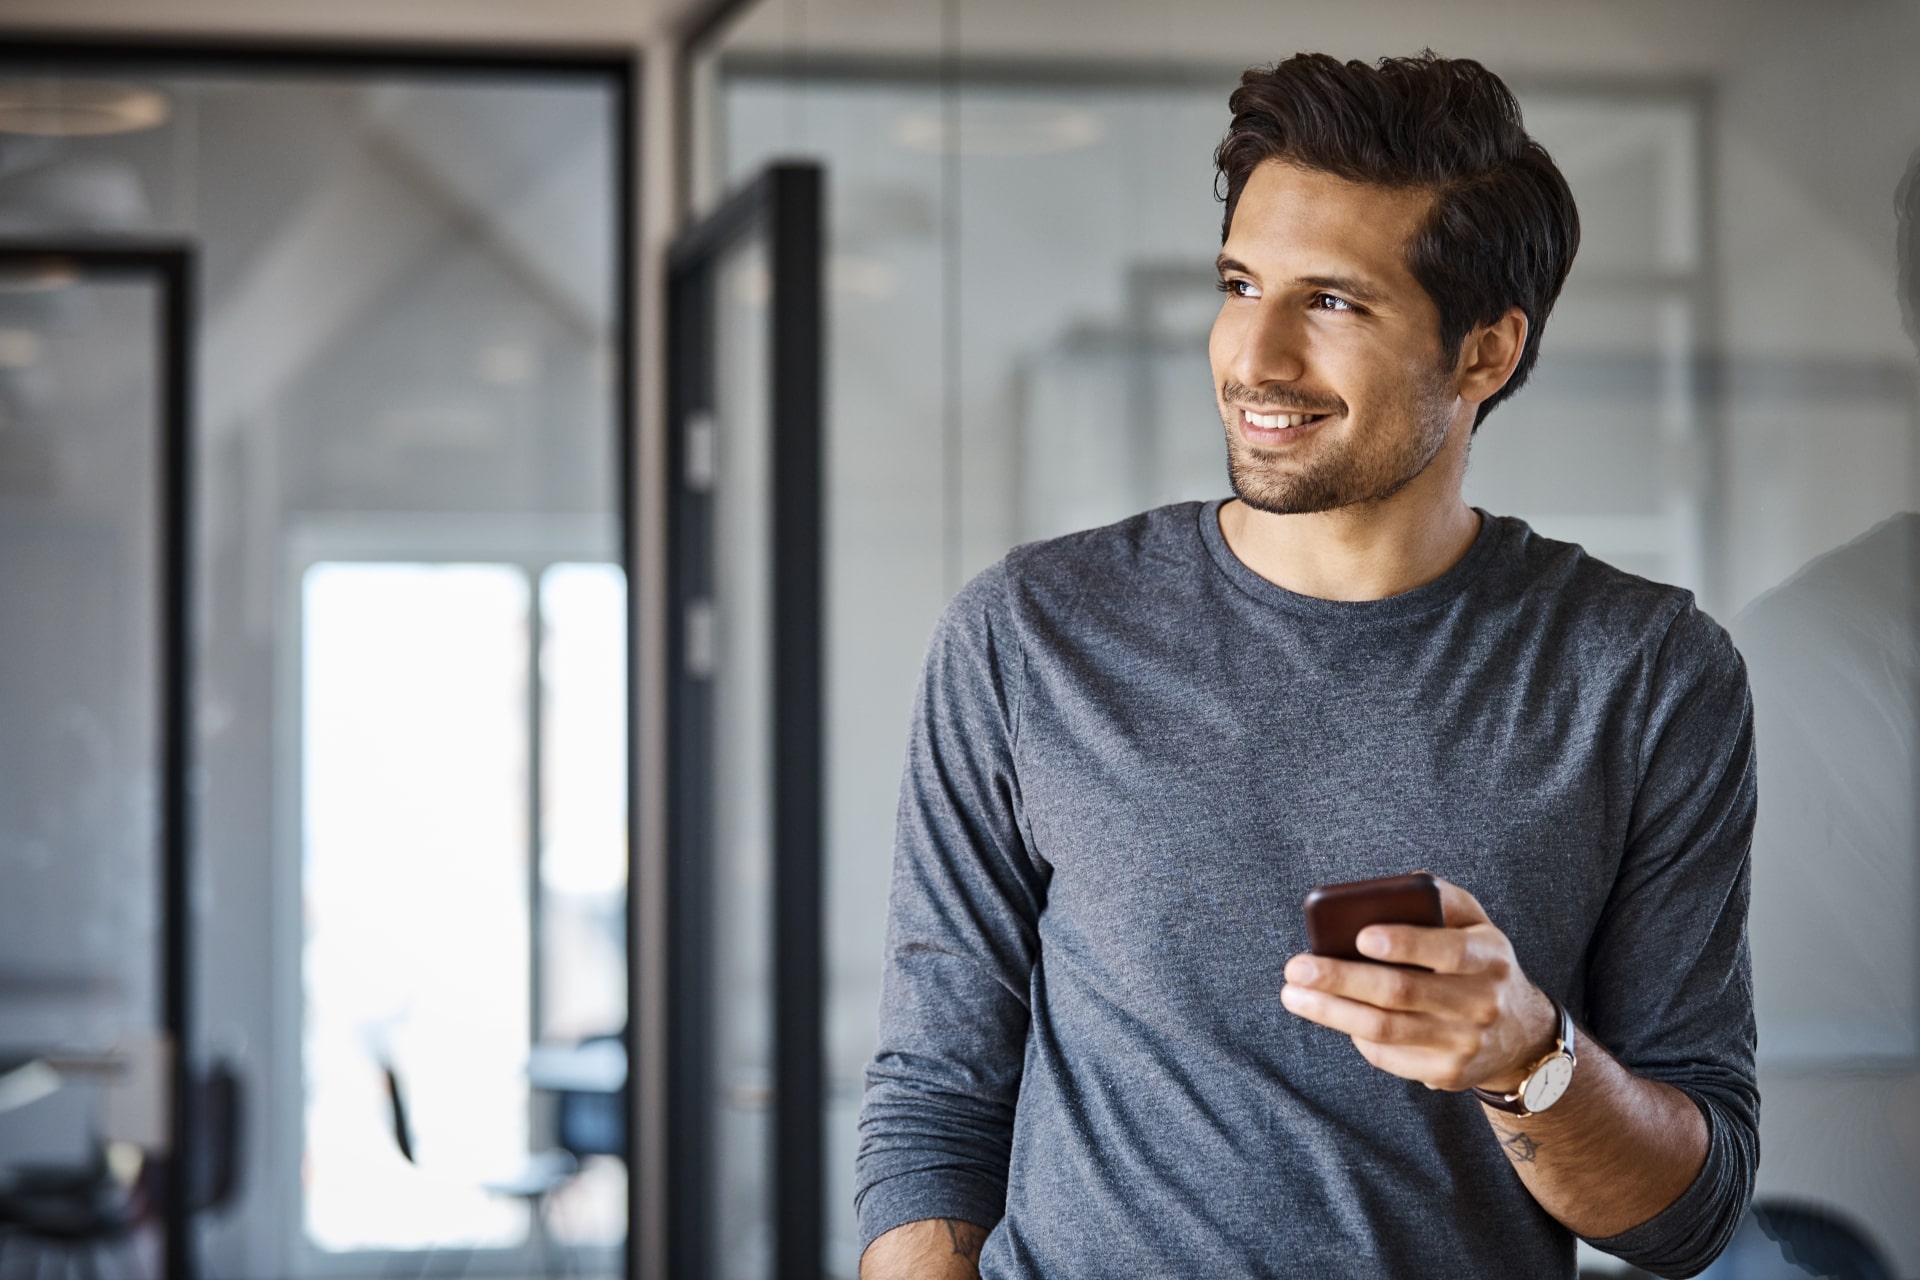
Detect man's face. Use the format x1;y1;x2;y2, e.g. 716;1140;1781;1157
1209;160;1463;516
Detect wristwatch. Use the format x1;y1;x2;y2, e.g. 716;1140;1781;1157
1471;994;1576;1118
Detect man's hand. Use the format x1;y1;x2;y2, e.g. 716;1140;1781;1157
1280;875;1556;1091
1280;873;1709;1240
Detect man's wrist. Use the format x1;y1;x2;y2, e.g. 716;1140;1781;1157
860;1218;988;1280
1478;983;1560;1094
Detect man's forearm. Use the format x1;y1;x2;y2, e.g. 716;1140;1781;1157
859;1218;989;1280
1481;1031;1706;1239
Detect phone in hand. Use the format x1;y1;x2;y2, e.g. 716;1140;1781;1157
1303;871;1445;965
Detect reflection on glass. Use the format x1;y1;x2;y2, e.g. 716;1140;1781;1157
710;232;777;1280
1737;522;1919;1061
1715;142;1920;1261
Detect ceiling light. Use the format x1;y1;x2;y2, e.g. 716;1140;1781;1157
0;259;78;292
830;255;897;301
893;106;1103;157
475;343;538;387
0;80;170;137
0;330;43;369
890;105;1105;157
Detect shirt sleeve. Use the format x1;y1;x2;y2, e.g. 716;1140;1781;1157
1579;600;1760;1279
853;561;1048;1258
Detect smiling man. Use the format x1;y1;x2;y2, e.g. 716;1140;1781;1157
855;52;1756;1280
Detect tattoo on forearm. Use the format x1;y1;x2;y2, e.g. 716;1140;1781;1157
1495;1125;1539;1164
943;1219;988;1260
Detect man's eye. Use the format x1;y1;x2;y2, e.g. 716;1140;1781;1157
1215;277;1258;299
1311;292;1356;312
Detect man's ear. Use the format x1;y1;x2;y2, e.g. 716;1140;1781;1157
1457;306;1528;409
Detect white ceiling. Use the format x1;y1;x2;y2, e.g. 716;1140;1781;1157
714;0;1860;79
0;0;711;45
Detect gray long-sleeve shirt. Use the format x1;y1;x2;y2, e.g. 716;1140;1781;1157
855;500;1758;1279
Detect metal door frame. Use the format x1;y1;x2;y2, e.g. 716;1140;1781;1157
664;162;824;1280
0;240;195;1280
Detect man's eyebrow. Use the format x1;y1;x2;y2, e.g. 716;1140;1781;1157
1214;254;1252;277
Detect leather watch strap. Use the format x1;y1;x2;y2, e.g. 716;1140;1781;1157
1471;995;1574;1116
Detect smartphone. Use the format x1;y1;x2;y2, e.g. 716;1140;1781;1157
1302;871;1445;964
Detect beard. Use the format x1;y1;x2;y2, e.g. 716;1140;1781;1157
1219;371;1456;516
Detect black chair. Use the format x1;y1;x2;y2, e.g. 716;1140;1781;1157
0;1060;242;1280
0;1157;147;1280
1692;1198;1895;1280
1752;1201;1894;1280
553;1033;624;1161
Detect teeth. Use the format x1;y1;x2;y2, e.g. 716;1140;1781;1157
1248;410;1317;429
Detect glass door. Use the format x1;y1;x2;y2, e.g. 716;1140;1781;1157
666;163;824;1280
0;244;193;1278
0;51;633;1280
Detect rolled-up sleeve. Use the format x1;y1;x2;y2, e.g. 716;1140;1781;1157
1581;602;1760;1279
854;563;1046;1258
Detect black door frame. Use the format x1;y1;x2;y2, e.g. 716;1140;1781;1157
0;240;195;1280
665;162;824;1280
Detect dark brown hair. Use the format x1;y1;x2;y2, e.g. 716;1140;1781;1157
1214;51;1580;426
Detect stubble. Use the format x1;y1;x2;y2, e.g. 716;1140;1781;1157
1220;367;1457;515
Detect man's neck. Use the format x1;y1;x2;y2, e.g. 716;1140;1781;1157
1218;488;1483;603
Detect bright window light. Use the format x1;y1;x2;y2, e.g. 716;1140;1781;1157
538;562;628;1044
301;561;532;1253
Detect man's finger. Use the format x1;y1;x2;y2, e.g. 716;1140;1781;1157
1279;983;1438;1044
1354;922;1480;973
1432;875;1489;929
1284;952;1483;1016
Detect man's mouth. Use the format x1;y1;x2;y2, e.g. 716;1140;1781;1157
1238;405;1333;444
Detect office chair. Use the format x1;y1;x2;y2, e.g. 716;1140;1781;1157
1691;1198;1895;1280
1750;1200;1893;1280
552;1033;624;1161
0;1060;242;1280
381;1061;580;1279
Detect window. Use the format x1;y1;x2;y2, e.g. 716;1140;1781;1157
299;551;628;1259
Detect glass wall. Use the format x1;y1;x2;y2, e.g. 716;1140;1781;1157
0;54;628;1279
702;3;1920;1276
0;254;175;1270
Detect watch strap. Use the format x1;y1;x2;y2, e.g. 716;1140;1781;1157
1471;994;1574;1116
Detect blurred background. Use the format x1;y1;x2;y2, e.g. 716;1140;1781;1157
0;1;1915;1278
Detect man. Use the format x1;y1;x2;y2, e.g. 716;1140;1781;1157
856;51;1756;1280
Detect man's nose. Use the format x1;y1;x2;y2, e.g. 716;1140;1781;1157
1227;304;1308;388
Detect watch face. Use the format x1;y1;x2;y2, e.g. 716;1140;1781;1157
1523;1055;1574;1113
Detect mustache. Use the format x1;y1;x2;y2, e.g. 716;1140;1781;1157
1221;381;1346;417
